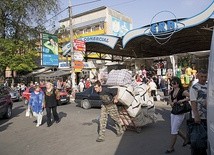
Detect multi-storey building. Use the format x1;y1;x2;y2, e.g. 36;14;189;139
58;6;132;79
59;6;132;41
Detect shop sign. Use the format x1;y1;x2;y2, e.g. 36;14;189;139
74;61;84;69
74;52;84;61
73;39;86;51
122;2;214;47
79;35;119;49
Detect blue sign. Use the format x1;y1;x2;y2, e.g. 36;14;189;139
41;33;59;66
151;21;175;34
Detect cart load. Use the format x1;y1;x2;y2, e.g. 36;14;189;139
106;69;157;129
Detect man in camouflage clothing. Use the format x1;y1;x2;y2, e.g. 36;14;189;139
94;80;123;142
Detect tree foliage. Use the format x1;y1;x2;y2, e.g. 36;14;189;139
0;0;60;78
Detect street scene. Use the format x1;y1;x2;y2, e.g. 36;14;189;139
0;0;214;155
0;99;191;155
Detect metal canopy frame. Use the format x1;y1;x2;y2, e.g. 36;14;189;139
84;19;214;60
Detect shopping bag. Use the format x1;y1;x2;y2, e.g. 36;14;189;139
25;107;32;118
189;122;207;150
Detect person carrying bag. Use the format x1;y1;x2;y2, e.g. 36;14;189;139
166;77;190;153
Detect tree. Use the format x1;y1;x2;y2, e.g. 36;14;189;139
0;0;60;81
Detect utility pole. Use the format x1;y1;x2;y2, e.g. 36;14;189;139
68;0;101;89
68;0;75;88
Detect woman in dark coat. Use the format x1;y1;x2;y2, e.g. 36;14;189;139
44;82;60;127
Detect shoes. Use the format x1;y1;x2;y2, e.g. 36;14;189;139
182;141;190;147
36;124;40;127
96;137;105;142
47;124;51;127
56;120;60;124
165;149;175;154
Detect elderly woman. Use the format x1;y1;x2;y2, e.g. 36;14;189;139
166;77;189;153
28;85;44;127
44;82;60;127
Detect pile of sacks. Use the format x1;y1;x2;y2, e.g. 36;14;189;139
107;69;157;127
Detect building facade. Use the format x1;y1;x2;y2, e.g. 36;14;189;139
59;6;132;41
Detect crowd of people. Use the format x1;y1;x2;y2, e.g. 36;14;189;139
2;68;208;154
132;69;208;155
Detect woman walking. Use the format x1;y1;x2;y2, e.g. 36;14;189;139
166;77;190;153
44;82;60;127
28;85;45;127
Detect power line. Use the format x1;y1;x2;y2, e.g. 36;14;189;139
72;0;101;7
39;7;68;26
108;0;137;7
39;0;101;27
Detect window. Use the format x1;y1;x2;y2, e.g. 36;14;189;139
85;28;91;33
92;25;100;31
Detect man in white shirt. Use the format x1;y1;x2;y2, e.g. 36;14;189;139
190;69;208;154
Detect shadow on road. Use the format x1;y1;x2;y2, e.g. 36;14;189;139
0;105;26;132
91;116;120;135
113;106;190;155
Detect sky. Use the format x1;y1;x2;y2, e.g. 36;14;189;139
48;0;213;30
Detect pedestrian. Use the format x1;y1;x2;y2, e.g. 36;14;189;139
44;82;60;127
94;80;123;142
85;78;91;89
166;77;189;153
28;85;45;127
148;78;157;99
78;79;84;92
189;69;208;155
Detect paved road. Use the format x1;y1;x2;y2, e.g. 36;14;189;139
0;100;191;155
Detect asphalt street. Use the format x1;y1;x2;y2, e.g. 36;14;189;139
0;99;191;155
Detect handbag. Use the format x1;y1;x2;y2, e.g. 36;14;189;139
171;101;192;115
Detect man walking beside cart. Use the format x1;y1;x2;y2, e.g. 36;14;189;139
94;80;123;142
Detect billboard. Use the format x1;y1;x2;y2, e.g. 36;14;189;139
112;16;131;37
41;33;59;66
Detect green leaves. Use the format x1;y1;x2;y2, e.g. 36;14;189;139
0;0;59;77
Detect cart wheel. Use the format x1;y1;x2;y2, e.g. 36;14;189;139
136;127;142;133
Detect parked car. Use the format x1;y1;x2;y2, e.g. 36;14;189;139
75;86;103;109
0;86;13;118
57;89;70;106
4;86;20;102
22;87;70;106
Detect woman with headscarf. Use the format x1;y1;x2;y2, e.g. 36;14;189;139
44;82;60;127
28;85;45;127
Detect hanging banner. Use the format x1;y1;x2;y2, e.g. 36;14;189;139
41;33;59;66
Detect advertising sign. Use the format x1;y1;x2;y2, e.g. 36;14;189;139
62;39;86;56
74;52;84;61
41;33;59;66
74;39;86;51
74;61;84;72
112;16;131;37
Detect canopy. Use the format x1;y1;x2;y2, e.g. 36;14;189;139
83;2;214;59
